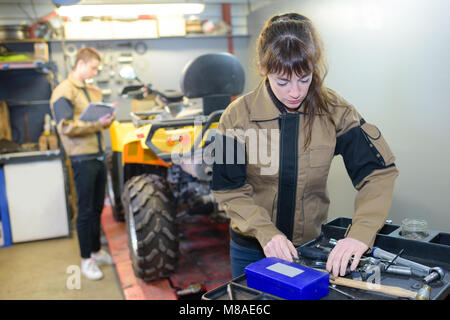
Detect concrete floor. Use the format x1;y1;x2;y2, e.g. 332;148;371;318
0;229;123;300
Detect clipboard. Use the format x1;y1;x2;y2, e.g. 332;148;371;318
78;103;116;122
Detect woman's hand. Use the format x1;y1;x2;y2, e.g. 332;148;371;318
326;237;369;276
263;234;298;262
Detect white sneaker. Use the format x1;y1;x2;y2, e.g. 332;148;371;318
91;249;114;266
81;258;103;280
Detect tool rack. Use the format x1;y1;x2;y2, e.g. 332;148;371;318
202;217;450;300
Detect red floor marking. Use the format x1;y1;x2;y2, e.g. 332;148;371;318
101;205;232;300
101;206;176;300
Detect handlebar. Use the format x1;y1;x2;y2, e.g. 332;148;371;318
121;84;183;104
145;110;224;162
130;111;169;127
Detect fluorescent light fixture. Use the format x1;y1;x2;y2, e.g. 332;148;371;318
57;3;205;18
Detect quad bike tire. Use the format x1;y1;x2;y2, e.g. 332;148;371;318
106;152;125;222
122;173;178;282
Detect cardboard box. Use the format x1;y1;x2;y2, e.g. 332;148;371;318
157;16;186;37
131;95;158;112
64;20;113;39
38;134;59;151
34;42;49;62
111;19;158;39
186;19;203;34
0;101;12;140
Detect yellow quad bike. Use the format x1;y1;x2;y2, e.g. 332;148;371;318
107;53;245;282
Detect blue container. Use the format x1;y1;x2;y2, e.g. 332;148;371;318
245;257;329;300
0;168;12;248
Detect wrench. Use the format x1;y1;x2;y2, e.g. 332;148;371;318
329;284;358;300
372;247;445;282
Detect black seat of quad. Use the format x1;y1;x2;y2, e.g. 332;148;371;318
160;89;184;103
180;52;245;115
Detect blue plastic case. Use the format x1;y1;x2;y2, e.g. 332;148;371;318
245;257;329;300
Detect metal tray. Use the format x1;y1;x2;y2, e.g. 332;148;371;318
203;217;450;300
202;275;283;300
323;217;450;245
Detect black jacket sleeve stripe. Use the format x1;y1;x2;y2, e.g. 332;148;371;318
212;132;247;191
335;120;394;187
53;97;74;124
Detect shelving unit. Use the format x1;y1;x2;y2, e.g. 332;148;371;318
0;38;54;144
0;39;50;70
0;61;47;71
41;33;248;43
0;39;71;245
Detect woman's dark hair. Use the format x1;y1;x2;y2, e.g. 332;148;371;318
257;13;341;149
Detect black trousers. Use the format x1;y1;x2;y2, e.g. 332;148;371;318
71;158;106;259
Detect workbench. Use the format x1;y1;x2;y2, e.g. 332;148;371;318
203;217;450;300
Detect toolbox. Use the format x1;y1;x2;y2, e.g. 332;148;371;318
322;217;450;245
244;257;329;300
202;274;283;300
202;217;450;300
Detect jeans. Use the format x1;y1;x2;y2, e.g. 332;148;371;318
71;159;106;259
229;240;265;278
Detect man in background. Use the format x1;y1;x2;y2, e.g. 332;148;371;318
50;47;115;281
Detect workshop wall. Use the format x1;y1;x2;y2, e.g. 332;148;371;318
247;0;450;232
48;36;250;121
0;1;264;149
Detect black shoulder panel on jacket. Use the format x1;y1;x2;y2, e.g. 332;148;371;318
335;120;394;187
53;97;74;123
212;132;247;191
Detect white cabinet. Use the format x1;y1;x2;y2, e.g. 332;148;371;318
0;150;70;243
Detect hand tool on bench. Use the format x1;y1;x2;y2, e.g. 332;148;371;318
329;284;358;300
297;246;357;276
300;246;439;280
298;246;329;261
372;247;446;284
314;243;332;253
299;246;378;269
380;264;413;276
296;247;431;299
318;269;431;300
226;283;235;300
357;256;415;277
291;254;430;300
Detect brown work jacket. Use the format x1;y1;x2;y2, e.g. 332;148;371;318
50;73;105;160
212;80;399;250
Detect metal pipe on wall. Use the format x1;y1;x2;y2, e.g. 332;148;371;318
221;3;233;54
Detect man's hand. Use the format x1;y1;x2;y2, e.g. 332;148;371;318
99;111;116;128
326;237;368;276
263;234;298;262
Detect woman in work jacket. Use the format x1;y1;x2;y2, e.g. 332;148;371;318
211;13;399;278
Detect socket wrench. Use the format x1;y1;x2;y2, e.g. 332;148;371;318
372;247;445;283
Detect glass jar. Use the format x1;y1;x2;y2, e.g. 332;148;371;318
401;218;429;240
